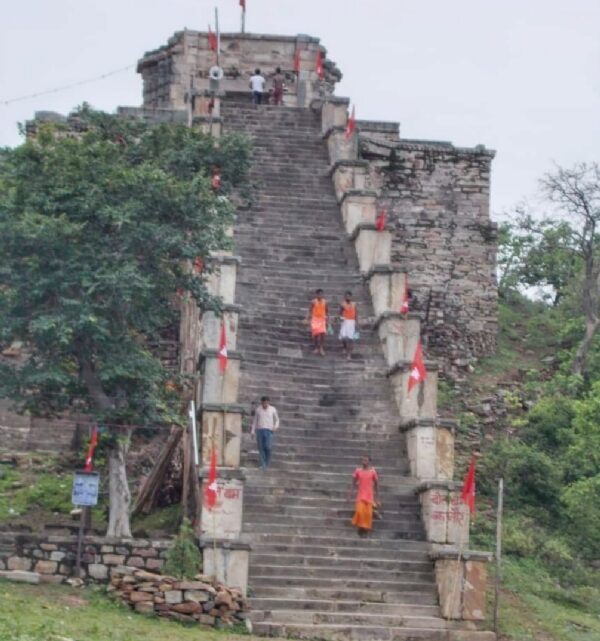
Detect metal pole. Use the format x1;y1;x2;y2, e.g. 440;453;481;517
241;9;246;34
187;74;193;128
190;400;199;467
75;507;85;578
494;478;504;636
215;8;220;67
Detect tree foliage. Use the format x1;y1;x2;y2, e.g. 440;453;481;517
0;106;251;535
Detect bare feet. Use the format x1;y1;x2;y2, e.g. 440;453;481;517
319;347;325;356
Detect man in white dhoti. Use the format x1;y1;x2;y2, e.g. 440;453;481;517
339;290;359;360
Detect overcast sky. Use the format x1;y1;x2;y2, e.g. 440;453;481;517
1;0;599;217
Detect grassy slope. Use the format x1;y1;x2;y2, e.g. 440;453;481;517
456;297;600;641
0;580;272;641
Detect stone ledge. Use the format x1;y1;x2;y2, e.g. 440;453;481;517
192;116;223;124
321;125;347;141
327;159;369;176
373;311;422;329
364;264;406;278
349;222;391;241
356;119;400;134
217;303;242;314
430;546;494;563
397;138;496;158
198;537;251;551
199;403;246;414
338;189;379;205
209;255;242;266
399;417;458;432
198;467;246;482
415;480;464;494
387;359;440;376
200;349;242;360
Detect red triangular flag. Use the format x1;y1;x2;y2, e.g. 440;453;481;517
408;340;427;393
84;426;98;472
294;48;301;74
315;51;325;80
461;457;476;513
400;278;409;314
345;105;356;140
205;449;218;509
375;209;386;231
208;26;217;52
218;320;228;373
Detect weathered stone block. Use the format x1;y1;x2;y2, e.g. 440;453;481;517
88;563;108;580
201;409;243;468
463;560;488;621
164;590;183;604
34;560;57;574
103;554;125;566
200;356;240;405
341;193;377;235
200;479;244;540
389;363;438;422
202;547;249;596
377;315;420;366
352;227;391;274
7;557;32;571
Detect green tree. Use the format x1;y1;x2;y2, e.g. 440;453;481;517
0;107;251;536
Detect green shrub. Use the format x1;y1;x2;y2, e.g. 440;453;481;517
503;515;538;557
521;396;575;454
162;518;202;579
562;474;600;558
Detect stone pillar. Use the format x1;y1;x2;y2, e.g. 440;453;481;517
198;351;241;405
200;404;244;467
375;312;421;367
387;360;438;422
192;116;222;137
202;542;250;596
401;419;455;481
321;97;349;133
205;257;240;305
329;160;369;201
323;127;358;163
416;482;470;545
350;224;392;274
430;550;493;621
340;190;378;234
366;267;408;318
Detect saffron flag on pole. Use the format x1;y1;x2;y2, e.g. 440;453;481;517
461;457;476;513
408;340;427;393
240;0;246;8
316;51;325;80
294;48;301;74
218;320;228;373
205;448;218;509
84;426;98;472
400;278;409;314
345;105;356;140
208;26;217;52
375;209;386;231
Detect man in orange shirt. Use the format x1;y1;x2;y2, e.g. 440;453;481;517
307;288;328;356
339;290;358;360
351;455;379;537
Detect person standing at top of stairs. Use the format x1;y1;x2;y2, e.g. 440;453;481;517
307;289;329;356
271;67;285;105
351;455;379;537
251;395;280;469
249;69;266;105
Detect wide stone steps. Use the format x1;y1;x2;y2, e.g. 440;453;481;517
223;99;453;640
250;598;440;617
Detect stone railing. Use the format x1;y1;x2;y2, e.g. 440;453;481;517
318;98;493;622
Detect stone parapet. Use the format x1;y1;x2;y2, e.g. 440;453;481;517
415;482;469;546
199;404;244;467
340;191;378;234
349;224;392;273
387;360;438;421
323;126;358;163
201;539;250;596
400;418;455;481
429;548;494;621
199;351;241;405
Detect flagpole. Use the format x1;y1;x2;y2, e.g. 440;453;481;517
215;7;220;67
241;8;246;34
494;478;504;636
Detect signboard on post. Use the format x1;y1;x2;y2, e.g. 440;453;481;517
72;471;100;507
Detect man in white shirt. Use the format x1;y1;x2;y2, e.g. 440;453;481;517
249;68;266;105
251;395;280;468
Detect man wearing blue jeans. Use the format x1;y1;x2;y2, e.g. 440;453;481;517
251;396;280;469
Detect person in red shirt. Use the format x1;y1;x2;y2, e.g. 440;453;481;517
351;456;379;536
307;289;329;356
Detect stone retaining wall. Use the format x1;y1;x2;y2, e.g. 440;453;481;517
0;532;169;582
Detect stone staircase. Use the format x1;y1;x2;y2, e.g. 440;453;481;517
223;96;491;641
